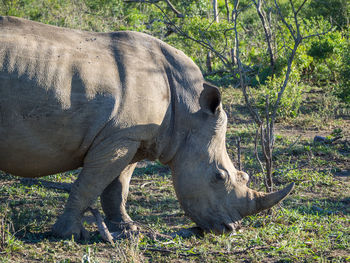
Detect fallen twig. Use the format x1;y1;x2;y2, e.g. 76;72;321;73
89;208;115;245
140;182;153;188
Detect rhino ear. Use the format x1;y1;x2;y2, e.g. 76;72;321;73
200;82;221;115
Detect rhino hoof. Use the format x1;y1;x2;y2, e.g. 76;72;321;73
52;216;89;240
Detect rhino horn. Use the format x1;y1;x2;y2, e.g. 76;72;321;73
247;182;294;215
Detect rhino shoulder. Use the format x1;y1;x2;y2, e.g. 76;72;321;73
0;16;25;27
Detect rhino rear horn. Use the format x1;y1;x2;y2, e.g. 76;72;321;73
200;83;221;115
254;182;294;213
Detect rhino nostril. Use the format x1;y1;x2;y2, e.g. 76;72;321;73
237;171;249;183
242;172;249;182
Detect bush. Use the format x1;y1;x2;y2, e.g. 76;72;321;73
303;34;342;85
257;66;303;119
307;0;349;29
307;40;334;60
339;40;350;103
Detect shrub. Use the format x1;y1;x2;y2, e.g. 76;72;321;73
307;0;349;29
339;39;350;103
256;65;303;119
307;40;334;60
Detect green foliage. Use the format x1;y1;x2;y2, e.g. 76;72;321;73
308;40;334;60
302;28;345;84
166;16;236;71
0;0;158;32
307;0;350;29
257;68;303;118
339;38;350;103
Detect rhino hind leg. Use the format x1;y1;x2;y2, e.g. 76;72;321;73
52;139;140;240
101;163;137;232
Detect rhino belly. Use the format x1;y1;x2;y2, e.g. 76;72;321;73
0;52;117;177
0;122;86;177
0;76;111;178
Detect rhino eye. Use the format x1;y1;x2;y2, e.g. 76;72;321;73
215;170;227;181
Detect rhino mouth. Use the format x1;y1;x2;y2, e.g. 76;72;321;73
190;213;242;235
222;222;236;232
211;222;236;234
195;220;238;234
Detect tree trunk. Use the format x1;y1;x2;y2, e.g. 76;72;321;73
206;51;213;72
213;0;219;23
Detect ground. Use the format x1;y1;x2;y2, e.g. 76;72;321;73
0;87;349;262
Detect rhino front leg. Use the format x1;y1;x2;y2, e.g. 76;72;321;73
101;163;137;232
52;139;140;240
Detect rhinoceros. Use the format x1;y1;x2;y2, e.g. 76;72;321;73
0;16;294;239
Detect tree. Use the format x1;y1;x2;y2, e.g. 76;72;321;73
127;0;331;192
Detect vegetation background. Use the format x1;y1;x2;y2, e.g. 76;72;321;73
0;0;349;262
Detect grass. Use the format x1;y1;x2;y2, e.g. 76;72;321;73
0;87;349;262
2;175;348;262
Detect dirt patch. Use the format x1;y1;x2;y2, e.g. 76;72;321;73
276;119;350;141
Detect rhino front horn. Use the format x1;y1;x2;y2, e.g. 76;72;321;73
254;182;295;213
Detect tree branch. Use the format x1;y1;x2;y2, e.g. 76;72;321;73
156;4;231;67
125;0;184;18
233;0;262;125
225;0;230;22
251;0;275;72
164;0;184;18
274;0;296;40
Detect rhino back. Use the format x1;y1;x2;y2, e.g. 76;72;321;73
0;17;171;177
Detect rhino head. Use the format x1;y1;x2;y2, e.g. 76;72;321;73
166;82;294;234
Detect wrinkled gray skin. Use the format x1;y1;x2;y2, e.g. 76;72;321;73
0;16;294;239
